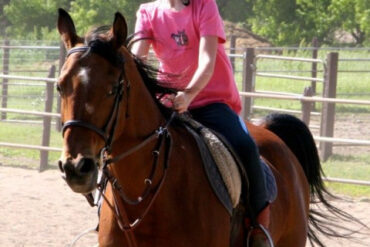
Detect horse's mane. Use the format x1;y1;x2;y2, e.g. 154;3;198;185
84;26;178;118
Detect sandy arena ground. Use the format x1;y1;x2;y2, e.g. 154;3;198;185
0;165;369;247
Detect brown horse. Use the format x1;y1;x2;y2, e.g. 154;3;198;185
57;9;354;247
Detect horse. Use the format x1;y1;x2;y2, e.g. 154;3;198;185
56;9;355;247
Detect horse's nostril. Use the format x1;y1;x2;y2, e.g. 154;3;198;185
78;158;96;174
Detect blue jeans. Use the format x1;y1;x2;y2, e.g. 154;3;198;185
189;103;267;213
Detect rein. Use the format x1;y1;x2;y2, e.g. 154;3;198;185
62;46;175;247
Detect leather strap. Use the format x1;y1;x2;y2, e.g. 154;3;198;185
66;46;89;57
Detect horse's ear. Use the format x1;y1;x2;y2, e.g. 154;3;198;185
57;8;79;50
111;12;128;49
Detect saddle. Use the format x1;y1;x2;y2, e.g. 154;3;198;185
176;114;277;216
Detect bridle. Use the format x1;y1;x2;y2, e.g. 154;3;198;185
62;46;126;147
61;46;175;247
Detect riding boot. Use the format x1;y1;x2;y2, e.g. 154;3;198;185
245;204;272;247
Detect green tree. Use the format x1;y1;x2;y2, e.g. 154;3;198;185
245;0;333;46
245;0;369;46
326;0;370;44
0;0;11;37
3;0;146;40
69;0;147;35
4;0;70;39
216;0;250;23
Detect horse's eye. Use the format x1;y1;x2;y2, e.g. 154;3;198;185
56;84;62;94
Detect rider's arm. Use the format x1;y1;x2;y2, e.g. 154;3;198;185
131;39;150;61
174;35;218;113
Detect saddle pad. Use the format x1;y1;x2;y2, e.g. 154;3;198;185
178;115;241;214
201;128;242;207
177;114;277;215
260;158;278;203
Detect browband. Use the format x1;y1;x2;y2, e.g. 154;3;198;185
66;46;89;57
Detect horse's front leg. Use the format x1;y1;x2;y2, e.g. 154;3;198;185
98;184;128;247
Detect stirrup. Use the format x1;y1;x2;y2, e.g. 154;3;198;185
246;224;274;247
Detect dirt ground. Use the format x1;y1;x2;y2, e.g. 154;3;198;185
0;165;369;247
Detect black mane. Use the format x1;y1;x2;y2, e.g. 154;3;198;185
84;26;178;117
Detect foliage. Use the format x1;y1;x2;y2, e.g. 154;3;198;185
3;0;70;39
1;0;369;45
326;0;370;45
69;0;147;35
0;0;10;37
2;0;146;40
216;0;250;23
245;0;331;45
245;0;369;46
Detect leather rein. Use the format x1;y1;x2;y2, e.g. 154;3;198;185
62;46;175;246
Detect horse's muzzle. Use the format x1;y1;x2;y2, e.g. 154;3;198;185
58;157;98;194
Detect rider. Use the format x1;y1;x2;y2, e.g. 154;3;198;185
131;0;271;245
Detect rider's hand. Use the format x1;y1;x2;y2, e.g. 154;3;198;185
173;91;194;113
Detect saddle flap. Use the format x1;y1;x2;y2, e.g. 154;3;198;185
177;114;242;215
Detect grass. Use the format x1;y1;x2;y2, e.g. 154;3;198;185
0;121;62;169
0;46;369;197
321;154;370;197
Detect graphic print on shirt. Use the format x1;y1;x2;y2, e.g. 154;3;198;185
171;30;189;46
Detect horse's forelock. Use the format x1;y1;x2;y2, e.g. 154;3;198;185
85;26;111;43
82;26;124;68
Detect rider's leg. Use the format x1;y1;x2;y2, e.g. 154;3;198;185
189;103;268;215
190;103;271;246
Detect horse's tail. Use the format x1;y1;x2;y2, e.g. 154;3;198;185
261;113;364;247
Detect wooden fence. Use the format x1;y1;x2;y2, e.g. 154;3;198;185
237;47;370;186
1;42;369;186
0;65;61;171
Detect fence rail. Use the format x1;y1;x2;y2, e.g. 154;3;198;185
0;108;60;117
0;45;59;50
1;42;369;186
0;74;57;83
256;54;324;63
239;91;370;105
313;136;370;145
237;47;370;187
0;142;62;152
323;177;370;186
0;64;59;171
255;72;325;82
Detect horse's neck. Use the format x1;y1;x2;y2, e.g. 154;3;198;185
109;57;167;197
124;84;163;138
121;52;164;140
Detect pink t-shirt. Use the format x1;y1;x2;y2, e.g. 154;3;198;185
134;0;241;113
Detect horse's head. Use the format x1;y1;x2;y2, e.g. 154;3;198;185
56;9;129;194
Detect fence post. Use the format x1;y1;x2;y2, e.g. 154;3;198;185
311;37;319;95
311;37;319;111
241;48;255;119
40;65;56;171
229;35;236;72
319;52;338;161
56;42;66;131
301;86;313;126
1;39;10;120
